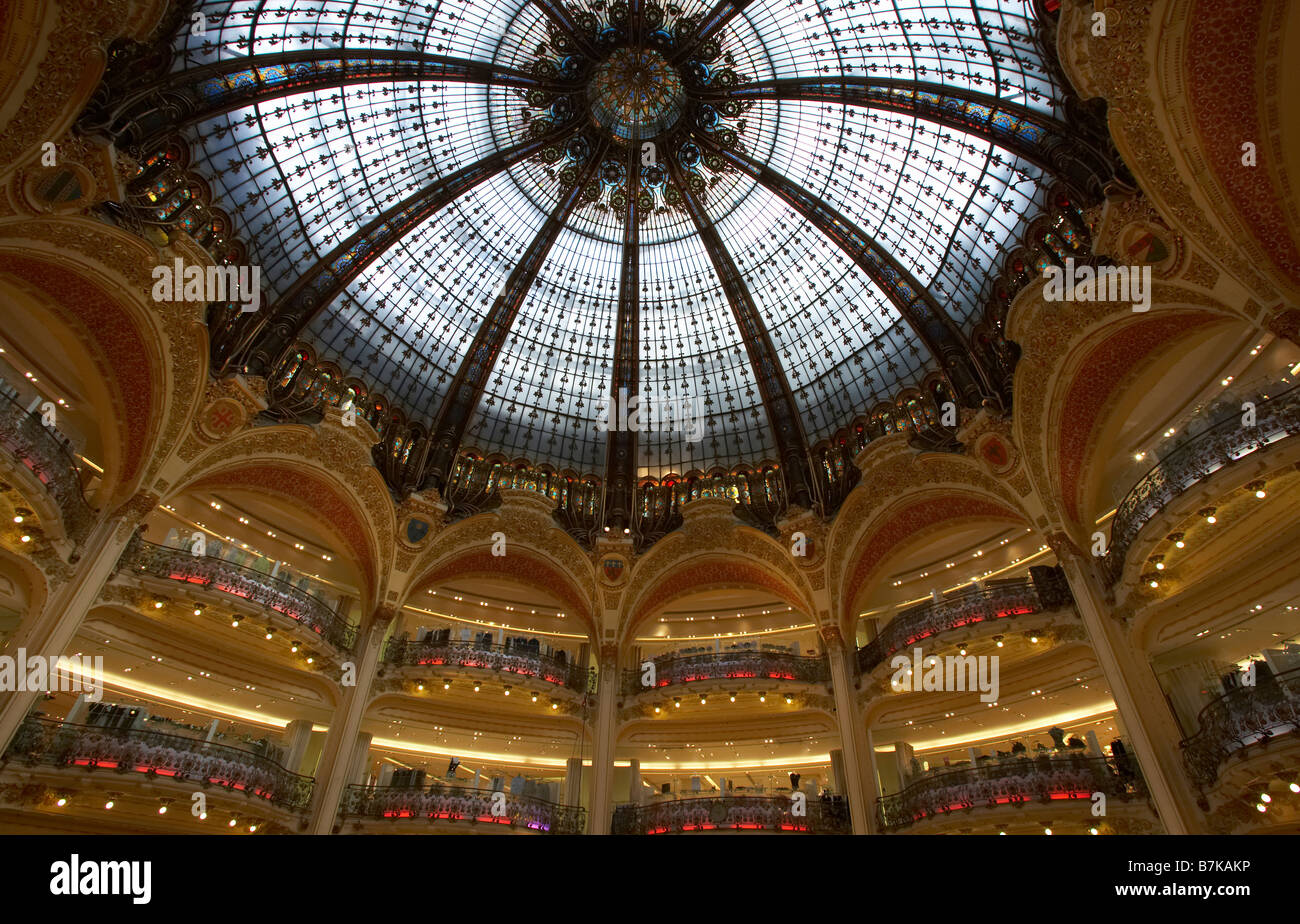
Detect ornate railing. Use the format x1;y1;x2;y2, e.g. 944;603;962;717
340;783;586;833
877;753;1147;831
1180;666;1300;787
119;535;358;651
856;566;1073;674
621;649;829;696
612;794;851;834
2;717;315;811
383;636;590;690
1104;384;1300;584
0;389;96;547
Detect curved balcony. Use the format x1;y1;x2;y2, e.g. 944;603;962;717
1180;666;1300;787
621;649;830;697
1105;384;1300;584
0;388;96;547
119;535;358;651
856;567;1074;675
877;753;1147;831
612;795;851;834
339;783;586;833
383;636;591;691
2;717;315;812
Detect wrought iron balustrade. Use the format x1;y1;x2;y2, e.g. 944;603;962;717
383;636;589;690
621;648;830;696
2;716;315;811
340;783;586;833
612;794;851;834
1104;384;1300;584
1180;666;1300;787
119;535;358;651
877;753;1147;831
0;389;96;547
856;566;1072;674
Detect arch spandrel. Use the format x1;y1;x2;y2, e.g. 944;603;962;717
398;495;599;642
0;218;207;508
164;426;395;612
618;508;820;649
826;442;1033;631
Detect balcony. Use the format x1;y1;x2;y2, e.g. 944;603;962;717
1180;666;1300;787
1105;383;1300;584
383;635;591;691
0;387;96;548
877;753;1147;832
856;566;1074;675
2;717;315;812
339;783;586;833
119;535;358;652
612;794;851;834
622;648;830;696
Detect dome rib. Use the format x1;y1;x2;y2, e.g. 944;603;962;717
422;138;612;493
88;49;578;153
666;148;815;509
696;133;996;409
706;76;1115;203
670;0;756;65
605;141;643;532
217;118;579;380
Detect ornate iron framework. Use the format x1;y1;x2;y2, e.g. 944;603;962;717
612;793;850;834
340;781;587;833
120;534;359;652
83;0;1114;541
856;566;1073;674
4;717;316;813
877;752;1147;831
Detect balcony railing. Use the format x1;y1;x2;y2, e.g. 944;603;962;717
877;753;1147;831
120;535;358;651
1104;384;1300;584
340;783;586;833
856;566;1073;674
383;636;590;690
2;716;315;812
1180;666;1300;787
612;794;851;834
0;388;96;547
621;649;830;696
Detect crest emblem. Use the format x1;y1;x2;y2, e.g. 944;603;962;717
405;518;430;545
602;557;625;583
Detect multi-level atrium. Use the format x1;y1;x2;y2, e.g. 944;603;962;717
0;0;1298;848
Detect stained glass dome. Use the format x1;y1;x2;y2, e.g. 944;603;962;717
170;0;1067;485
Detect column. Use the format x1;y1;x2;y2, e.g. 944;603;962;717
306;612;390;834
820;626;875;834
347;733;374;785
628;758;642;803
283;719;313;774
563;756;582;806
0;509;146;752
830;748;847;796
587;643;619;834
1054;542;1206;833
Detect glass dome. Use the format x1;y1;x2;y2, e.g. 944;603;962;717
175;0;1063;479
